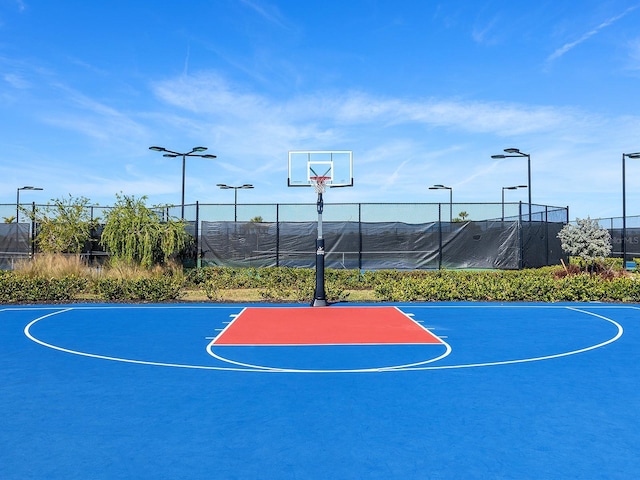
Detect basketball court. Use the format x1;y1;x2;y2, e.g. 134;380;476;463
2;302;640;479
3;151;638;478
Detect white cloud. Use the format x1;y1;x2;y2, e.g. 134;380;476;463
547;6;638;63
627;37;640;70
239;0;290;29
3;73;30;89
153;74;591;140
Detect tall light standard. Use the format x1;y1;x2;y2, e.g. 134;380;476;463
149;146;217;219
16;186;43;223
429;184;453;223
217;183;254;221
501;185;527;221
492;148;531;220
622;152;640;267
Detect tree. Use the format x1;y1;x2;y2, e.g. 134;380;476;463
452;211;470;222
28;195;96;254
557;217;612;271
100;194;189;267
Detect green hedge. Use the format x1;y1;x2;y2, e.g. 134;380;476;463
0;274;88;303
92;277;184;302
368;269;640;302
1;266;639;303
190;267;351;302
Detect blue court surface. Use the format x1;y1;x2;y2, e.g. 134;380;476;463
2;302;640;479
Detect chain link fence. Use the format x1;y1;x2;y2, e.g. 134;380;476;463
1;201;571;270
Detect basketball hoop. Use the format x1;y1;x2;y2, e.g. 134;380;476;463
287;151;354;307
310;176;329;194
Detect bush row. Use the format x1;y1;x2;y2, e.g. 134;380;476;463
0;273;88;303
368;269;640;302
1;266;639;303
0;271;183;303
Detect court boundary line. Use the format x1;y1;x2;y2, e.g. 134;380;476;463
399;307;624;371
17;304;630;374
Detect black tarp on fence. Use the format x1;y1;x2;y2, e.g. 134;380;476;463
0;223;30;269
200;220;566;270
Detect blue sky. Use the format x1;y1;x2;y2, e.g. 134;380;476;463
2;0;640;220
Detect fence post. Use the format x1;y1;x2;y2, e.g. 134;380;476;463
195;201;200;268
276;204;280;267
519;201;524;269
545;205;549;266
438;203;443;270
31;202;37;258
358;203;362;270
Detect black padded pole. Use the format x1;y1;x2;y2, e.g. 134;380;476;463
312;191;328;306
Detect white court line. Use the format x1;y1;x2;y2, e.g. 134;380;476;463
18;303;633;374
206;339;452;373
398;306;624;371
205;305;452;372
23;307;268;372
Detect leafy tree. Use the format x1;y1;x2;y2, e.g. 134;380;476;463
452;211;470;222
3;216;16;224
100;194;189;268
557;217;612;271
27;195;96;254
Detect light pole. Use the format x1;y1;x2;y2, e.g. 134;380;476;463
429;184;453;223
492;148;531;220
16;186;43;223
501;185;527;221
217;183;254;221
149;146;217;219
622;152;640;267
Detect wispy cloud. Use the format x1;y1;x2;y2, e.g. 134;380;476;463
471;15;500;45
3;73;30;89
239;0;289;29
627;37;640;70
547;6;638;63
152;73;588;140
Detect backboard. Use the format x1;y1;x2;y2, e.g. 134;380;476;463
288;151;353;188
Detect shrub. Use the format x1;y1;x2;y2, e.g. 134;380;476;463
557;218;612;271
0;274;88;303
100;194;190;268
93;276;184;302
25;195;97;254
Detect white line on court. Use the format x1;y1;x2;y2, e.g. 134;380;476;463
22;307;265;372
17;303;634;374
398;306;624;371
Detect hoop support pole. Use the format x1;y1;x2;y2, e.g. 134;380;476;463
312;191;327;306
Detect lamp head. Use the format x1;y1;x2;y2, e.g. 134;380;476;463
504;148;521;154
491;154;506;159
149;146;166;152
201;154;217;159
192;147;207;152
626;152;640;159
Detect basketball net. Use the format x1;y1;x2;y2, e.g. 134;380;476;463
310;176;329;194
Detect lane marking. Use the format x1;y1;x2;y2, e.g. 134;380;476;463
18;304;632;374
